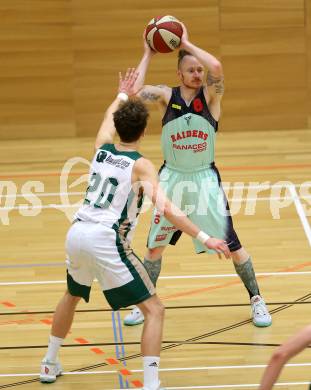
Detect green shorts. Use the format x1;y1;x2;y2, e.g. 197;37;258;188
147;164;228;254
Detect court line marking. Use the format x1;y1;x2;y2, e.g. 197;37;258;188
1;270;311;286
0;262;65;269
0;380;309;390
289;184;311;246
157;385;309;389
1;182;310;199
0;370;311;390
2;192;84;199
160;271;311;279
144;385;308;389
2;195;311;211
2;196;311;211
1;362;311;377
160;262;311;301
1;296;309;387
1;161;311;179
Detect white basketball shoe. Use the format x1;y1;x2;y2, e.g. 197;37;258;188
143;381;166;389
251;295;272;327
40;359;63;383
123;307;144;326
124;297;272;328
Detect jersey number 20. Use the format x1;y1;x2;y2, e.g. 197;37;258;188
84;172;119;209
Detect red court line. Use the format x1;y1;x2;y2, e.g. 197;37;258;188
75;337;89;344
0;300;143;384
71;333;142;383
36;312;144;384
90;347;105;355
2;162;311;180
131;379;144;387
0;300;37;326
281;261;311;272
3;260;309;386
106;358;119;365
120;368;132;376
221;163;311;171
0;317;36;326
161;261;311;301
1;301;16;308
40;319;53;325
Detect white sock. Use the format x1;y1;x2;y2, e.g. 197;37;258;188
44;335;64;362
143;356;160;390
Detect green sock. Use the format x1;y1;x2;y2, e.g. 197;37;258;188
234;257;260;299
143;257;162;287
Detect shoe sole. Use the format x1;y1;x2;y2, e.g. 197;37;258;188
253;320;272;327
123;319;144;326
40;371;62;383
40;377;56;383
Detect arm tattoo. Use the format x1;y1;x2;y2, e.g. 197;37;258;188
140;91;161;102
207;73;225;95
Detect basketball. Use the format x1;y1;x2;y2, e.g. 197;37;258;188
145;15;183;53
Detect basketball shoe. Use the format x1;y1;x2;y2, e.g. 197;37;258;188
251;295;272;327
124;297;272;328
143;381;166;390
123;307;144;326
143;387;166;390
40;359;63;383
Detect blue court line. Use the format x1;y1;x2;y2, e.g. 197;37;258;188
117;311;129;388
0;262;64;269
112;311;124;389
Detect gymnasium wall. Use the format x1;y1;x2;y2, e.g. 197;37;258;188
0;0;310;140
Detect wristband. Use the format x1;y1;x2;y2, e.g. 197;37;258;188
117;92;129;101
196;230;211;244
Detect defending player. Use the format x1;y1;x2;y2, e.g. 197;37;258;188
124;23;272;328
39;69;230;389
259;324;311;389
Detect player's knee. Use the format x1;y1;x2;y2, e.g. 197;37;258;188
145;299;165;319
158;300;165;316
146;247;164;260
271;346;289;364
153;300;165;319
65;290;81;305
231;247;250;262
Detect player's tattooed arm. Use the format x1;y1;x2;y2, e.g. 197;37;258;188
207;73;225;96
138;85;169;104
140;90;161;102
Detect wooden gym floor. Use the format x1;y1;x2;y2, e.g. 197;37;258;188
0;129;311;389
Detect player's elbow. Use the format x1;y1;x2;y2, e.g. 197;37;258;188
94;140;104;150
94;141;101;150
163;206;171;220
210;60;223;77
163;201;183;221
94;135;113;150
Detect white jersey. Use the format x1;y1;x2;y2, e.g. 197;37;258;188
75;144;144;242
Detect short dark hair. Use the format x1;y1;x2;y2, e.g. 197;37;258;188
113;99;149;143
177;49;192;68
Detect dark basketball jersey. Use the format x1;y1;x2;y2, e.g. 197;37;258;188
161;86;218;171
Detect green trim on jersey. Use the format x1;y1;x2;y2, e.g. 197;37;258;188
67;271;91;302
100;143;142;161
103;277;151;310
103;220;151;310
103;199;151;309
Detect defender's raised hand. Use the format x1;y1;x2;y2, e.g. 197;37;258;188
118;68;139;96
